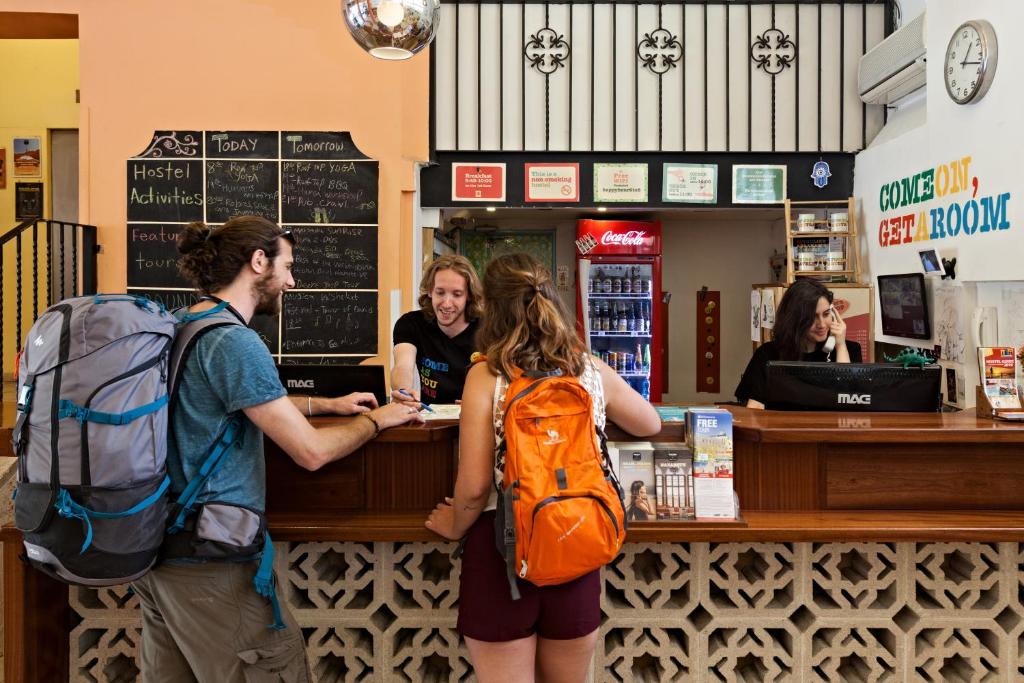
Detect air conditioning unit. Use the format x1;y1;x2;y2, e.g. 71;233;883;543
858;12;927;105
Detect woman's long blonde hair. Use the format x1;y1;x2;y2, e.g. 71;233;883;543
476;253;585;380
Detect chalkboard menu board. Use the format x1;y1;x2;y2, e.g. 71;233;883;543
126;130;379;361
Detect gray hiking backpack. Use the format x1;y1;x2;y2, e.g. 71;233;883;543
12;294;242;587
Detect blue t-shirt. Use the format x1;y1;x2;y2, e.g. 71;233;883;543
167;322;286;514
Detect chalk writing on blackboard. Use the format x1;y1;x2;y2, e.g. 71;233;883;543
281;161;378;224
126;224;189;288
127;159;204;222
127;130;380;357
205;131;278;159
283;291;377;354
205;159;279;223
289;226;377;290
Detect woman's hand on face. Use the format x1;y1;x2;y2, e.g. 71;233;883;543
829;307;847;345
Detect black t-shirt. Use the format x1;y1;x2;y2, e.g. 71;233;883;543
735;340;863;407
393;310;478;404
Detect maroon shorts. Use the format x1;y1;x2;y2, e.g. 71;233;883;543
456;511;601;642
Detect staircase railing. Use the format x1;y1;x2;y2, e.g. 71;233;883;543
0;218;98;381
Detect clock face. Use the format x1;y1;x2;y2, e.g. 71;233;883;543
945;20;997;104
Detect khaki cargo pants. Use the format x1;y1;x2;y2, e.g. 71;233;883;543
132;560;311;682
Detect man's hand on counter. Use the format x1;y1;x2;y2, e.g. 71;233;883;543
370;401;426;430
329;392;378;415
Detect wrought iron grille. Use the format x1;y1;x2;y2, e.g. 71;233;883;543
432;1;893;153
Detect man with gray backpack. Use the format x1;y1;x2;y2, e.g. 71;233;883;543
144;216;423;681
15;214;423;682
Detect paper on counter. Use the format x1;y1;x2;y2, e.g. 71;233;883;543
420;404;462;420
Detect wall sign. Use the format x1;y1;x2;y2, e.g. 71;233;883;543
594;163;648;203
875;154;1011;248
663;163;717;203
15;182;43;220
452;163;506;201
126;130;380;361
13;137;41;177
525;163;578;202
732;164;786;204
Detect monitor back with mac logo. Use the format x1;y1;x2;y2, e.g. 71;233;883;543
277;364;387;406
765;362;941;412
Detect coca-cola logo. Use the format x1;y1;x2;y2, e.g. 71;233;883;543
600;230;647;246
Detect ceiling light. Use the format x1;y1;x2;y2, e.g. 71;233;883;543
342;0;441;61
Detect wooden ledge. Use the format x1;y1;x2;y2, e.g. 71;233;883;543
5;510;1024;546
261;510;1024;543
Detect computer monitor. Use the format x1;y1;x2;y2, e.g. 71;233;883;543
277;364;388;407
765;361;941;412
878;273;931;340
918;248;944;276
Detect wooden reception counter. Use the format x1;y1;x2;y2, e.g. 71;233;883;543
4;407;1024;681
261;407;1024;543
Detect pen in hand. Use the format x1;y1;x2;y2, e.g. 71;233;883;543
398;388;434;412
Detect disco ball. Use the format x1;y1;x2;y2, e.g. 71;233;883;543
342;0;442;61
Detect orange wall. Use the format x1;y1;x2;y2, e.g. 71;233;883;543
4;0;430;362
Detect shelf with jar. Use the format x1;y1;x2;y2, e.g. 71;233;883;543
783;198;860;284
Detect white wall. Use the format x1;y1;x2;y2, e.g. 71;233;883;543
659;212;785;403
855;1;1024;402
451;209;785;404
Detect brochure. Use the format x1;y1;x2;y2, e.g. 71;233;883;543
686;408;735;520
655;406;689;422
612;442;656;523
978;347;1021;410
653;443;694;520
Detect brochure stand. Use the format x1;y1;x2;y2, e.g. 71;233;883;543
975;386;1024;421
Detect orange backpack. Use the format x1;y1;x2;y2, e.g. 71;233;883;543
495;366;626;600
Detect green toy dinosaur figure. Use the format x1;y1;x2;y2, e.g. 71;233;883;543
883;348;936;369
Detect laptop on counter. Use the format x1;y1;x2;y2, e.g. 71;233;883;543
277;364;388;407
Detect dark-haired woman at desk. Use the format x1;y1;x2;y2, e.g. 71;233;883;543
736;280;862;409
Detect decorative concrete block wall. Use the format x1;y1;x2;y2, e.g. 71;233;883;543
71;541;1023;681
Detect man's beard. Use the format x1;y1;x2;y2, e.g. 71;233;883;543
253;272;283;316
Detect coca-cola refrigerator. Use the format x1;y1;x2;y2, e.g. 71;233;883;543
575;219;663;402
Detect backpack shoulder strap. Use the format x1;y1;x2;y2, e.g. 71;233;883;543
168;303;245;403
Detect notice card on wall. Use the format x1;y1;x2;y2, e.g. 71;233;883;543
732;164;786;204
525;163;579;202
663;163;717;203
593;163;648;203
452;163;506;202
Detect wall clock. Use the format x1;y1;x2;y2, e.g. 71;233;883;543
944;19;998;105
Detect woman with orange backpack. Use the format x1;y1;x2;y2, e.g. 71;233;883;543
426;252;660;682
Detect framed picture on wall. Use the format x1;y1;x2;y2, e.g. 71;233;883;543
13;137;41;177
0;147;7;189
460;230;556;279
15;182;44;220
